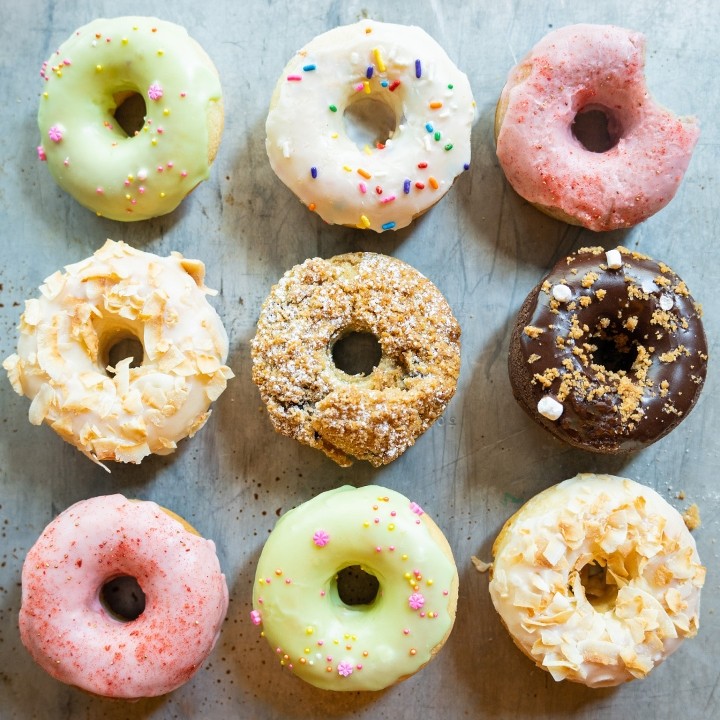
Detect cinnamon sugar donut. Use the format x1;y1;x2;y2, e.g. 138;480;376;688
489;474;705;687
251;253;460;466
495;24;699;231
508;246;707;453
3;240;233;466
19;495;229;698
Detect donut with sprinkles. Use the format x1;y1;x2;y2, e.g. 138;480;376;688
265;19;475;232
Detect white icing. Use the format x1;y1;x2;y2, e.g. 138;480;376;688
266;20;475;232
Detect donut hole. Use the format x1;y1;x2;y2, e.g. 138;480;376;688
577;561;619;613
343;94;398;149
105;333;144;375
334;565;380;607
588;325;639;374
112;90;147;137
100;575;146;622
331;331;382;376
572;104;623;153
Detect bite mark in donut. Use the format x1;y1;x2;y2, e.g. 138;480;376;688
251;253;461;466
495;24;699;231
508;247;707;453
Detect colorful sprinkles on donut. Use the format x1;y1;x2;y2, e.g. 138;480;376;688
251;486;458;690
266;20;475;232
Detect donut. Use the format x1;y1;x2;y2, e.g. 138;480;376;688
488;473;705;687
251;485;458;690
508;246;707;453
251;253;461;466
494;24;699;231
19;494;229;698
265;19;475;232
37;16;223;221
3;239;234;466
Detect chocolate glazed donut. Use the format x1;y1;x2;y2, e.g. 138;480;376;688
508;247;708;453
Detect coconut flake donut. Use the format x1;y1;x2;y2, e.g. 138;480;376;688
3;239;233;466
508;246;707;453
266;19;475;232
489;474;705;687
251;253;461;466
495;24;699;231
19;494;228;698
38;16;223;221
251;485;458;691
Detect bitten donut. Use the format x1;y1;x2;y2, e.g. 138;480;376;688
488;474;705;687
251;253;461;466
19;495;229;698
508;246;707;453
38;16;223;221
3;239;233;466
495;24;699;231
251;485;458;691
266;19;475;232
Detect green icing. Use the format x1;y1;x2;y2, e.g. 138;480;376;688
252;485;458;691
38;17;222;221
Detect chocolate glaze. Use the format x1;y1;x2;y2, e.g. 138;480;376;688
508;247;708;453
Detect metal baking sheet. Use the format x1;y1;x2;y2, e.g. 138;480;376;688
1;1;718;717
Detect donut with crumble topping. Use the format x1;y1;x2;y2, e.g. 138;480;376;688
251;253;460;466
508;246;707;453
489;473;705;687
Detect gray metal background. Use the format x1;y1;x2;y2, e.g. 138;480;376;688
1;1;718;718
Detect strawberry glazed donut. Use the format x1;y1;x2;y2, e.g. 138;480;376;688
266;19;475;232
19;495;229;698
3;240;233;467
495;24;700;231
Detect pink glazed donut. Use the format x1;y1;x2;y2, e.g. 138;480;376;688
495;24;700;231
19;495;228;699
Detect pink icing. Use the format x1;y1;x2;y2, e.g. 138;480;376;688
19;495;229;699
496;24;700;231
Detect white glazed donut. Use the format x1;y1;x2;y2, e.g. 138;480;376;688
266;19;475;232
19;495;229;698
495;25;700;231
3;239;233;466
489;474;705;687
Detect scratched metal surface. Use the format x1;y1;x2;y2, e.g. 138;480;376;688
1;0;718;718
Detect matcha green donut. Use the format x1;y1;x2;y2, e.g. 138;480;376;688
251;485;458;691
38;16;223;221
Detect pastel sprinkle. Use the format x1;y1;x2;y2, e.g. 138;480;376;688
48;125;63;143
313;530;330;547
373;48;386;72
250;610;262;626
337;661;353;677
444;143;454;151
425;122;433;133
408;592;425;610
357;168;371;179
415;59;422;78
287;75;302;81
430;101;443;109
311;166;318;179
429;176;439;189
366;65;374;79
381;195;397;204
37;146;47;161
147;82;163;100
403;179;411;194
343;165;352;172
409;501;425;516
359;182;367;194
381;221;396;231
303;63;316;71
329;104;337;112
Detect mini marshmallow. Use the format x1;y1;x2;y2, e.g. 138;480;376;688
552;284;572;303
605;249;623;269
537;396;564;421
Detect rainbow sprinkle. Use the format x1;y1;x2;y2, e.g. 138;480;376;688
415;59;422;78
366;65;374;79
381;221;396;231
403;179;411;194
303;64;316;71
287;75;302;81
310;166;318;179
373;48;386;72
